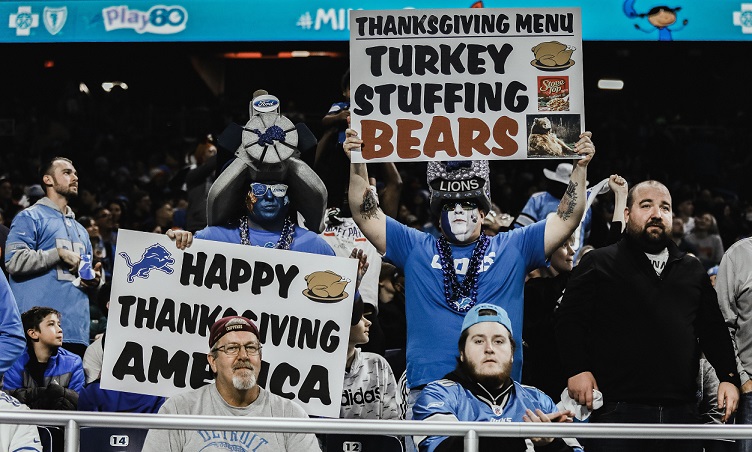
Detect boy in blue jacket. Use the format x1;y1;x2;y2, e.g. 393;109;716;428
2;306;84;410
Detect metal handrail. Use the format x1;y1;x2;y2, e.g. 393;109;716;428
0;410;750;452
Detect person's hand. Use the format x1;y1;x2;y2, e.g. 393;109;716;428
167;229;193;250
574;131;595;167
343;128;363;161
718;381;740;422
57;248;81;272
349;248;369;291
741;380;752;394
567;371;598;410
608;174;627;195
80;261;103;288
522;408;573;446
336;109;351;124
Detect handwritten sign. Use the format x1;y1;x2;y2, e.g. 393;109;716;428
350;7;584;162
100;229;357;418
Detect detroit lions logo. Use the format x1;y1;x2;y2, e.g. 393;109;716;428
119;243;175;283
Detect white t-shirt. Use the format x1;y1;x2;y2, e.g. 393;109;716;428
645;248;669;276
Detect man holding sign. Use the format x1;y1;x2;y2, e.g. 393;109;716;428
343;128;594;423
142;315;321;452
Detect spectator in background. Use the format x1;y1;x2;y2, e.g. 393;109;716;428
2;306;84;410
93;206;117;262
0;273;25;377
341;297;401;420
0;178;22;226
685;211;725;269
78;215;110;283
5;157;103;357
183;135;217;233
671;215;699;256
716;237;752;452
522;234;576;402
513;163;593;261
674;192;696;235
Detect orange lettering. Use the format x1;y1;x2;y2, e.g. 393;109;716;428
423;116;457;159
458;117;491;157
395;119;422;159
491;116;518;157
361;120;394;160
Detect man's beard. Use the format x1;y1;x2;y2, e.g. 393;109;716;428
231;362;257;390
627;220;670;253
462;357;512;389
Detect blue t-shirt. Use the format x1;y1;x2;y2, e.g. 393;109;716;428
195;223;335;256
385;217;547;388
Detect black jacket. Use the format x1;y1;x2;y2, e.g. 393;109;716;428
555;234;740;404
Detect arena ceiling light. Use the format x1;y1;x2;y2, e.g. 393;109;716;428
101;81;129;92
79;83;90;95
597;79;624;90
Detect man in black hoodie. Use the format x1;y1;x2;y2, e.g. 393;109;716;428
555;180;740;452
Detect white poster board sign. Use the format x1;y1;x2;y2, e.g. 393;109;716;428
350;7;584;162
101;229;356;418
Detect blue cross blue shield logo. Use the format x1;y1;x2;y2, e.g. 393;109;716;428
43;6;67;36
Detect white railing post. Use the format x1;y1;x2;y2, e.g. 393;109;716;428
65;419;79;452
464;429;478;452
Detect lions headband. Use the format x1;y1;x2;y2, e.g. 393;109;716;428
461;303;513;335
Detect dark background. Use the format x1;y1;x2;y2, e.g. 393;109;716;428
1;40;750;217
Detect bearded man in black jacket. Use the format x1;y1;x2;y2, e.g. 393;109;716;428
555;180;740;452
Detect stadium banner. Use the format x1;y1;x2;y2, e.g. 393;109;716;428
2;0;751;43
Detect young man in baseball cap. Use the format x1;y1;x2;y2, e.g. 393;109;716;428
412;304;581;452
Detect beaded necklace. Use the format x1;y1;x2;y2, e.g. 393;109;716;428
239;216;295;250
436;233;490;312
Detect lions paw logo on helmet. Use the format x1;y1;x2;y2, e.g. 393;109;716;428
119;243;175;282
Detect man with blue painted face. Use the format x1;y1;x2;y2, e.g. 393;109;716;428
167;91;334;257
343;129;595;441
169;181;333;255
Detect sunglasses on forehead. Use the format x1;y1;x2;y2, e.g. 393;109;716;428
250;183;288;198
441;200;478;211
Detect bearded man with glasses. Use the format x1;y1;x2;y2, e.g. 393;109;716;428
142;315;321;452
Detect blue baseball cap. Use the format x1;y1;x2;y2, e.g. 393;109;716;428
461;303;513;335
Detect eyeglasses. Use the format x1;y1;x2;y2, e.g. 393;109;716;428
441;201;478;211
213;343;262;356
250;183;288;198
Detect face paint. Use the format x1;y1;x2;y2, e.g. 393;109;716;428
246;182;290;228
440;202;481;243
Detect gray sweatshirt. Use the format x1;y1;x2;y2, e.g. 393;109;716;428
141;384;321;452
716;237;752;386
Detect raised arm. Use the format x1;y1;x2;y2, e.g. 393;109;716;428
344;128;387;254
377;162;403;219
543;132;595;257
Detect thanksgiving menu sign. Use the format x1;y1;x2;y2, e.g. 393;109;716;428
350;7;585;162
